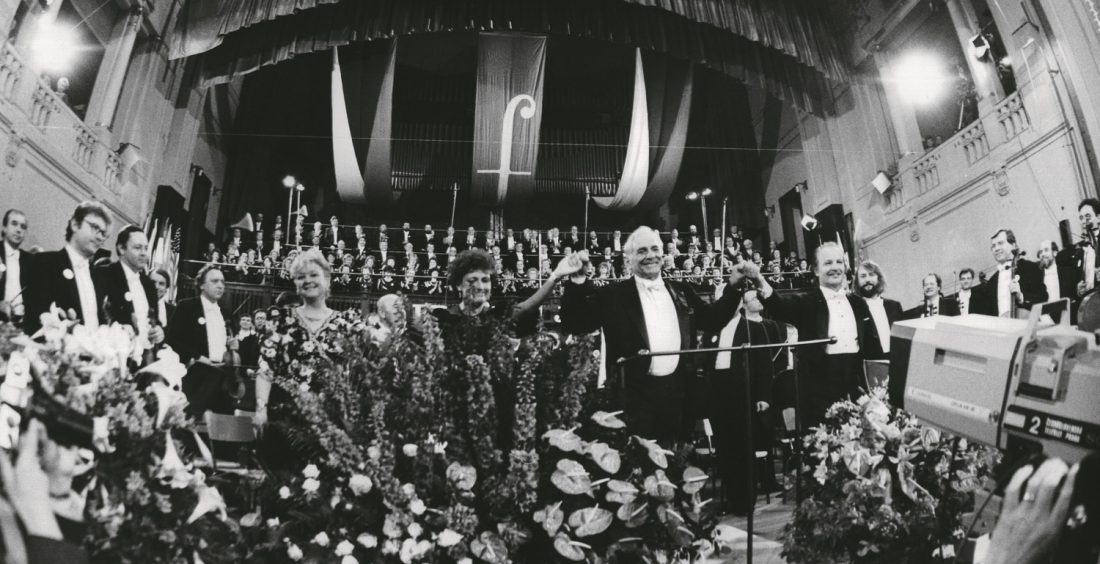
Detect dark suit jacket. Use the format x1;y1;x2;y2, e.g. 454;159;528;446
560;277;742;381
761;287;876;368
23;249;107;334
863;297;904;360
1051;250;1082;301
167;296;228;364
903;295;960;320
702;317;774;406
0;242;29;302
95;262;158;331
971;259;1048;316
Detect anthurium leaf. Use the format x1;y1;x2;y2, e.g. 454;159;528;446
551;459;592;496
616;499;649;528
590;410;627;429
543;429;583;453
588;441;622;474
643;470;677;500
681;466;707;495
469;531;509;564
553;533;588;561
568;506;614;537
533;502;565;536
633;435;670;468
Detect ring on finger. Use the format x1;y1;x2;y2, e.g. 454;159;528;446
1022;491;1038;503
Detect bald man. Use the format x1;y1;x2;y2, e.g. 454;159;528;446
556;226;746;444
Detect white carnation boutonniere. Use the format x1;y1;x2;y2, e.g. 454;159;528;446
63;268;74;280
197;317;206;326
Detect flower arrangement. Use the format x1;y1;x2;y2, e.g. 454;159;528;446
780;388;1001;564
0;316;242;562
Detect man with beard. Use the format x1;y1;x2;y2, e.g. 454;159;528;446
972;229;1047;317
557;227;745;444
906;273;959;319
743;242;876;428
1068;198;1100;300
855;260;902;361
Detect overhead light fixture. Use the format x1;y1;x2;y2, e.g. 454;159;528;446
891;51;950;106
31;21;78;74
970;34;991;61
282;175;297;189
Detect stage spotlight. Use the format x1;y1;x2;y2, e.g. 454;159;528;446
891;51;949;106
282;175;297;189
31;21;77;74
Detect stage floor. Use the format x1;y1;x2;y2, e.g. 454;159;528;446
715;495;795;563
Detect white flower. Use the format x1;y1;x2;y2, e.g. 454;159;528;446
401;483;416;497
433;441;447;454
287;543;303;560
382;539;400;555
409;499;426;515
437;529;462;547
302;478;321;493
303;464;321;479
814;460;829;485
367;446;382;460
402;443;419;457
457;559;473;564
299;381;311;392
279;486;291;499
407;522;423;538
267;517;281;528
399;538;432;563
341;557;359;564
357;533;378;548
348;474;373;495
313;531;331;546
335;539;355;556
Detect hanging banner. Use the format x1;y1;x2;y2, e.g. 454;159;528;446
472;33;547;206
331;47;365;203
637;56;693;211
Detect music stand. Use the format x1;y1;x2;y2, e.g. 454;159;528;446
617;336;836;564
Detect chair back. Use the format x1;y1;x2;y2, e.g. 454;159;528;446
204;411;256;443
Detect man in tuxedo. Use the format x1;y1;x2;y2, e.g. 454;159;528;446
972;229;1047;317
855;260;903;361
503;228;516;251
703;288;776;515
687;225;702;249
744;242;879;428
906;273;960;319
557;226;745;444
327;216;344;250
954;268;977;315
462;227;479;251
1038;240;1075;304
374;240;396;271
149;268;176;327
610;230;623;254
567;225;582;249
586;231;601;255
167;265;236;416
24;201;111;335
1;209;30;325
1068;198;1100;298
97;226;163;346
423;224;436;250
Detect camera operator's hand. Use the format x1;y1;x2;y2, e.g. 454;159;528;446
983;458;1079;564
0;421;63;540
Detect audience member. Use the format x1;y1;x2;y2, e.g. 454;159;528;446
97;225;162;346
856;260;902;360
1;209;29;324
972;229;1047;317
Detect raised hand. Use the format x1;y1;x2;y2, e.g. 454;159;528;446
553;251;590;283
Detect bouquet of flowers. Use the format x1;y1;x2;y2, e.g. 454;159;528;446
0;314;243;562
780;388;1001;564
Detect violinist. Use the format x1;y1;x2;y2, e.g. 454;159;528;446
972;229;1047;318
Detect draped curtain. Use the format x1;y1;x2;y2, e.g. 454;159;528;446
593;48;649;211
335;40;397;206
330;47;365;203
181;0;846;115
636;54;693;212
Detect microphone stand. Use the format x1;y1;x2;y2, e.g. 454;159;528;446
616;336;836;564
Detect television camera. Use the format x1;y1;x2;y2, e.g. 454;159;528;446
890;299;1098;562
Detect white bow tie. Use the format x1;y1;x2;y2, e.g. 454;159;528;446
640;280;664;293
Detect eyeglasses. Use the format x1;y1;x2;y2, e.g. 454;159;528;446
84;220;108;239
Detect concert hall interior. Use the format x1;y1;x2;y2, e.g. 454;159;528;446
0;1;1099;563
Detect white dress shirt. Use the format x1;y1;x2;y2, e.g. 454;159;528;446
613;237;621;252
157;298;168;326
65;246;99;327
996;263;1013;317
121;262;150;338
3;240;21;309
634;276;681;376
864;296;891;354
1042;263;1061;301
200;295;228;362
957;289;971;315
820;286;859;354
714;313;743;370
